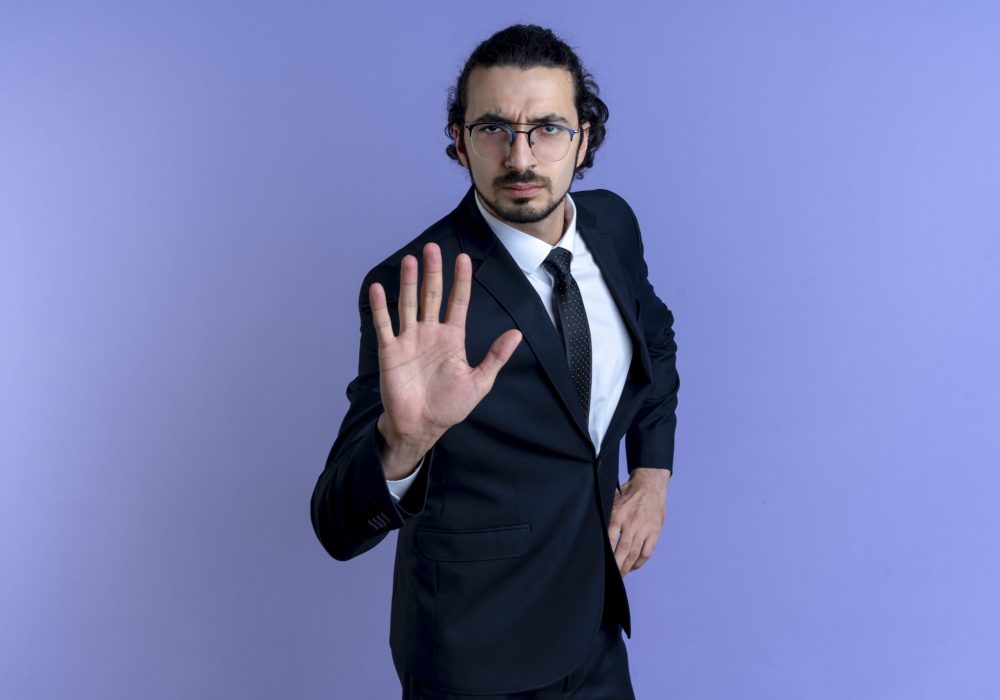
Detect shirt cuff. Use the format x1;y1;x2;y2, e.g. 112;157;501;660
385;456;424;502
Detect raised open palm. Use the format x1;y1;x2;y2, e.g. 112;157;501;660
369;242;522;475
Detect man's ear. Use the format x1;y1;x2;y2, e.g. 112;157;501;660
575;121;590;169
453;124;468;168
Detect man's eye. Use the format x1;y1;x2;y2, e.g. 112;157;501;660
479;124;504;134
540;125;561;135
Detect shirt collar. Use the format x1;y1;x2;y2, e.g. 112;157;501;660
474;190;578;275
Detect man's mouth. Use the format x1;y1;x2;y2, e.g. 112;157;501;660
503;184;544;195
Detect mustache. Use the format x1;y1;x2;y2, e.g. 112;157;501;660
496;171;548;187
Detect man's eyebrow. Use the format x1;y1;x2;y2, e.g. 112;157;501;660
469;111;571;125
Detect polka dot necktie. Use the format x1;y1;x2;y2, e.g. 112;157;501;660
542;247;592;419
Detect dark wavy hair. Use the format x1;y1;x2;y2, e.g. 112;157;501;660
444;24;609;180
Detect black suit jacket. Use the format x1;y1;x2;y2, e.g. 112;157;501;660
311;185;679;694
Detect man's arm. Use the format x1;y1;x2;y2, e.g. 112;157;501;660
309;265;434;562
604;193;680;577
624;201;680;476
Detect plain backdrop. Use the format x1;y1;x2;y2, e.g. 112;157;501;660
2;1;998;698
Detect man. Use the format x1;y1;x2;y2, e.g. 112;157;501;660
311;24;679;699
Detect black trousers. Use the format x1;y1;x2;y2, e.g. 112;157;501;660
397;613;636;699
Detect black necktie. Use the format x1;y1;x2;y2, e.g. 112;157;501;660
542;247;592;419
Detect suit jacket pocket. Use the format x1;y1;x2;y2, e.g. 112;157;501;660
416;523;530;562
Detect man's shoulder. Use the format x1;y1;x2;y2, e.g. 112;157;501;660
572;187;644;259
572;187;638;218
572;188;643;245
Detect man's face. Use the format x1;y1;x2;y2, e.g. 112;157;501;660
452;65;589;226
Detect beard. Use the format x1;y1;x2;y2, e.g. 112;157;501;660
470;169;571;224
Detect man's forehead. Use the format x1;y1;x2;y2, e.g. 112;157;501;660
464;65;576;120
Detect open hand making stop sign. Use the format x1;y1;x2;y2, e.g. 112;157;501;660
369;242;523;480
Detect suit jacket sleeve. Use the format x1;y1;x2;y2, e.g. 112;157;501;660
310;264;434;561
620;196;681;474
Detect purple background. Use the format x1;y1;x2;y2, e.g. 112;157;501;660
3;1;998;698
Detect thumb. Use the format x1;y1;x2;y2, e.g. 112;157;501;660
471;329;522;396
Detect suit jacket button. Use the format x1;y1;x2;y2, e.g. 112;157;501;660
367;512;390;530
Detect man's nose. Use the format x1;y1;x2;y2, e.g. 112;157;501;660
505;130;537;170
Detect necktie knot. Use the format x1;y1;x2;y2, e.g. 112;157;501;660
543;246;573;279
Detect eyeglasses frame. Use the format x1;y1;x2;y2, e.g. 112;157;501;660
462;121;581;162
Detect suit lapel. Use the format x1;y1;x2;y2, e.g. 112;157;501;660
573;202;653;386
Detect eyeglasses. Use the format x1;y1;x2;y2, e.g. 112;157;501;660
463;122;581;163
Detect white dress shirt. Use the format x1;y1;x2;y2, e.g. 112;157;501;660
385;191;633;502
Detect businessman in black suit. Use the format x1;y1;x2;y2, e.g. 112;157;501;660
311;24;679;698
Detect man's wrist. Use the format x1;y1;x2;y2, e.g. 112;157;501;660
377;414;433;480
629;466;671;489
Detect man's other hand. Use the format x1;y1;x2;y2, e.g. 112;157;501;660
608;467;670;577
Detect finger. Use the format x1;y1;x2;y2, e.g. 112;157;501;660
471;329;523;396
614;530;633;575
369;282;395;349
399;255;418;332
631;537;656;571
623;535;643;573
420;243;443;323
444;253;472;329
